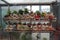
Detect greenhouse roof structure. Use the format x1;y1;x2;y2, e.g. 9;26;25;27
0;0;57;6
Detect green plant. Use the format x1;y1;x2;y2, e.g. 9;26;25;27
21;33;26;40
21;25;25;29
21;32;32;40
41;12;45;17
18;9;24;15
24;8;29;14
12;32;20;39
43;37;47;40
7;7;11;15
35;11;41;15
13;10;17;14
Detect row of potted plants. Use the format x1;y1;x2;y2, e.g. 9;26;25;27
5;23;55;32
4;8;55;21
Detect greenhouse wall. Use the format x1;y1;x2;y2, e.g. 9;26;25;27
0;6;1;25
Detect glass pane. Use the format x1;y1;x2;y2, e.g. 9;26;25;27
10;6;25;12
32;6;39;12
1;7;8;28
41;5;50;12
25;6;30;11
26;5;39;12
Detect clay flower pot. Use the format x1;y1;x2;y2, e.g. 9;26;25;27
34;14;40;20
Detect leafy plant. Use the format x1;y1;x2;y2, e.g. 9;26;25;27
43;37;47;40
7;7;11;15
41;12;45;17
24;8;29;14
35;11;41;15
21;33;27;40
12;10;17;14
18;9;24;15
21;32;32;40
12;32;20;39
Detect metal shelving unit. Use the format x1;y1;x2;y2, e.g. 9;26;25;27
0;0;57;40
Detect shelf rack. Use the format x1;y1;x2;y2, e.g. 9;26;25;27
0;1;57;40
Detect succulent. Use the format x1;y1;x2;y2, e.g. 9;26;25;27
18;9;24;15
24;8;29;14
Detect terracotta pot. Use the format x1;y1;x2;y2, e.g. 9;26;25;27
34;15;40;20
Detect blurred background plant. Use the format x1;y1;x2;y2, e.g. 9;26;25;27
43;37;47;40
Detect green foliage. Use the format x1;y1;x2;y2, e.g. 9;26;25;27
18;9;24;15
7;8;11;15
19;25;25;29
35;11;41;15
41;12;45;17
13;10;17;14
21;32;32;40
21;34;27;40
43;37;47;40
24;8;29;14
12;32;20;39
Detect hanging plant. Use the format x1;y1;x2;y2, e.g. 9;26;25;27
24;8;29;14
18;9;24;15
